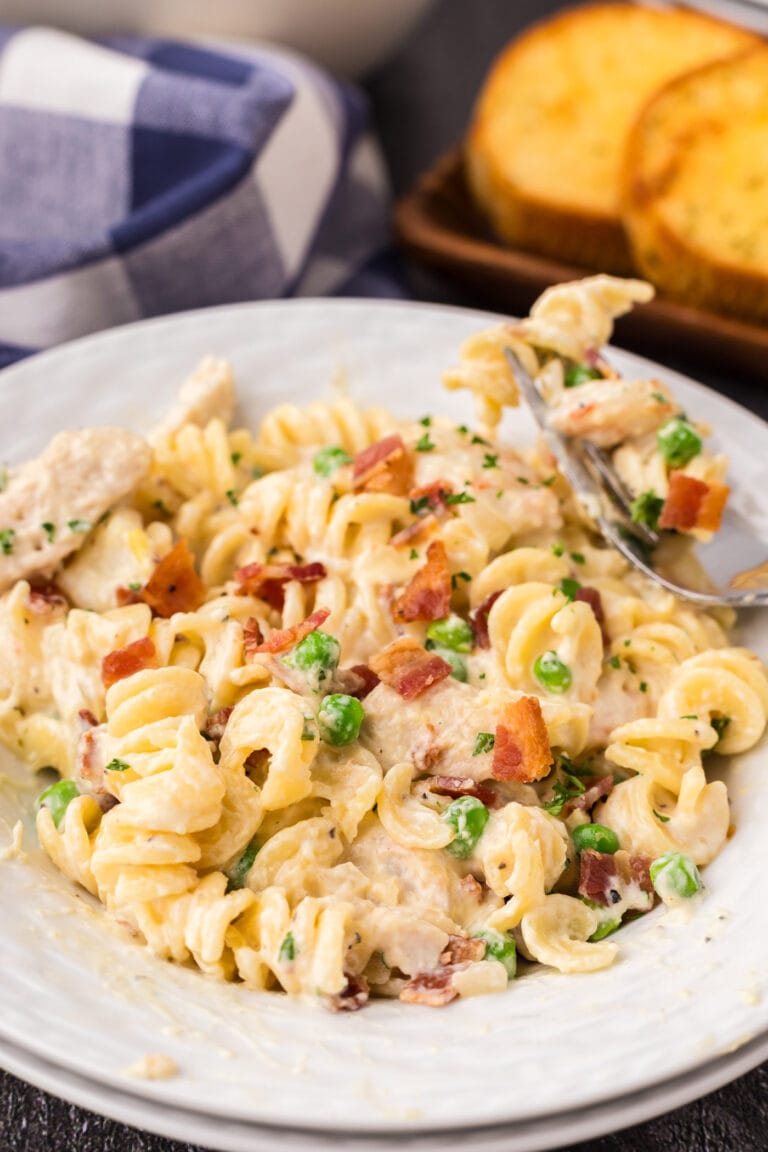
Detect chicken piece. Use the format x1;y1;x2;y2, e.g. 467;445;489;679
150;356;235;440
549;379;676;449
0;429;151;592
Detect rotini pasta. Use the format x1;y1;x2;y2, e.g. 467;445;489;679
4;273;766;1010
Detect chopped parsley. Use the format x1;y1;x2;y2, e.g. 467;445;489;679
444;491;475;505
409;548;419;560
630;490;664;533
640;681;648;693
552;543;564;557
279;932;296;963
451;571;472;589
105;758;130;773
0;528;15;555
570;552;585;565
653;809;670;823
651;392;668;404
542;475;557;487
558;578;581;601
67;519;92;534
712;716;731;743
607;654;621;670
230;451;242;466
473;732;495;755
410;495;430;515
225;489;239;506
415;432;436;452
0;466;7;492
516;476;529;485
41;522;55;543
482;453;499;469
543;771;585;816
456;424;469;436
152;500;170;515
471;434;491;447
419;416;432;427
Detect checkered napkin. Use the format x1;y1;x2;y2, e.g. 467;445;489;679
0;26;401;368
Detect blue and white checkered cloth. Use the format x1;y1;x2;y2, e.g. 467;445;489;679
0;27;402;368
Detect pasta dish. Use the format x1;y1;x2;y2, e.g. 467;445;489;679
1;275;765;1010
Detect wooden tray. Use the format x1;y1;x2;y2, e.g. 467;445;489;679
394;149;768;383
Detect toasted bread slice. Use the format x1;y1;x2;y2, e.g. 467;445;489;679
622;47;768;324
466;3;757;274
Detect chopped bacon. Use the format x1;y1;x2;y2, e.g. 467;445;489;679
564;773;614;815
407;479;455;516
470;590;502;650
338;663;380;700
459;875;484;902
578;849;621;908
102;636;157;691
140;540;205;617
204;707;234;744
369;637;452;700
75;726;108;793
440;935;486;966
28;584;68;615
429;775;500;809
234;561;326;611
247;607;331;655
390;515;437;549
327;974;369;1013
492;696;552;782
627;853;654;895
242;616;264;658
392;540;452;623
574;586;608;645
116;585;143;607
399;966;461;1007
352;434;413;496
659;472;729;533
78;709;98;729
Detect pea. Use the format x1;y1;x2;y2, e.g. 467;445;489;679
425;614;474;653
35;779;79;828
287;629;340;690
589;917;621;942
533;650;572;694
564;363;602;388
429;645;468;682
572;823;620;855
650;851;703;901
474;929;517;979
312;446;352;477
656;418;702;468
444;796;489;858
226;840;259;891
318;693;364;746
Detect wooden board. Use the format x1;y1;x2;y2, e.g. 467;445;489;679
395;150;768;382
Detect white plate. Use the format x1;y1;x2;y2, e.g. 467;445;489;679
1;299;767;1152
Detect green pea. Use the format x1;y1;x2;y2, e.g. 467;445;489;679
656;418;702;468
318;693;364;746
425;614;474;653
226;840;259;891
650;851;703;901
429;645;468;682
533;650;572;694
35;779;79;828
312;446;352;477
287;629;340;690
444;796;489;858
589;916;621;942
474;929;517;979
572;823;620;855
564;363;602;388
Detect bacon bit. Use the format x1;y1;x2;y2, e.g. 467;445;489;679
574;586;608;646
369;636;452;700
659;472;729;533
102;636;157;691
204;707;234;744
247;607;331;655
627;853;654;895
392;540;452;623
470;590;502;650
28;584;68;615
327;974;369;1013
242;616;264;659
338;664;380;700
564;774;614;815
352;434;413;496
390;514;437;548
116;585;143;607
400;966;461;1007
578;849;621;908
234;561;327;611
140;540;205;618
459;875;484;902
492;696;552;783
78;709;98;729
408;479;455;516
440;935;486;966
429;776;500;809
76;726;108;793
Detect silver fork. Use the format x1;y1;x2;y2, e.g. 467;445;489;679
504;348;768;608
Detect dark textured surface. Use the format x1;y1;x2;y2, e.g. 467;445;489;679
2;1;767;1149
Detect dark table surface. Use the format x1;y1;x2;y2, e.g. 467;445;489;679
2;2;767;1150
